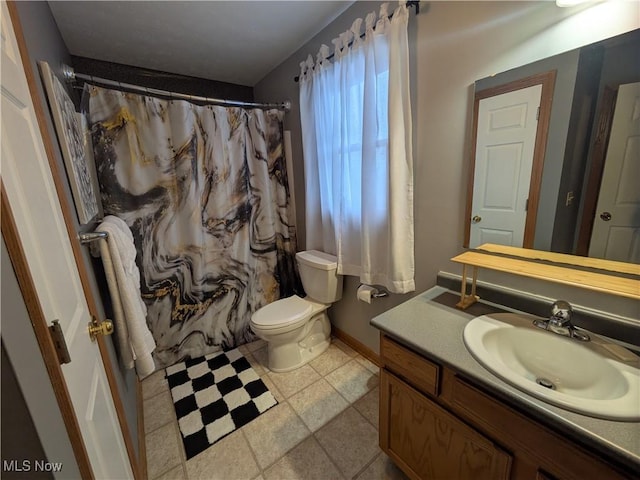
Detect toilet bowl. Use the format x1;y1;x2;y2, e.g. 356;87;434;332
251;295;331;372
250;250;343;372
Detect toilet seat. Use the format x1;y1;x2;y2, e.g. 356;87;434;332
251;295;312;330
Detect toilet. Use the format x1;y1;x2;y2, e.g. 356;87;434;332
250;250;343;372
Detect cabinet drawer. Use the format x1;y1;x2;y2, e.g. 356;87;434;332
380;335;440;397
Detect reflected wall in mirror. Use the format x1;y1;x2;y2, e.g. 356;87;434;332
465;28;640;264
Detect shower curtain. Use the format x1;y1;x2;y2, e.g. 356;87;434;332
87;85;300;369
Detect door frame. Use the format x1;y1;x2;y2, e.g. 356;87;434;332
576;86;617;256
3;3;141;478
464;70;556;249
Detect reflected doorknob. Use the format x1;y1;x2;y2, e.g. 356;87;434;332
472;215;482;223
88;316;114;342
600;212;612;221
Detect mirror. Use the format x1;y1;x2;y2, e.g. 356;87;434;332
465;28;640;264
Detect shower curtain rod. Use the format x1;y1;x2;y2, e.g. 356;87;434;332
62;65;291;111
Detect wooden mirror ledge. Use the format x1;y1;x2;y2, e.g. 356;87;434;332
451;244;640;309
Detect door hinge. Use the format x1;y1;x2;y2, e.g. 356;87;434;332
49;320;71;364
525;198;529;211
536;106;540;120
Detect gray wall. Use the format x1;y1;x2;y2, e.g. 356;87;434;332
551;46;603;254
255;1;640;353
1;341;52;480
70;55;254;102
1;341;51;480
1;241;81;479
13;0;139;462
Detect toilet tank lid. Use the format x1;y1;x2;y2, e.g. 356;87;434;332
296;250;338;270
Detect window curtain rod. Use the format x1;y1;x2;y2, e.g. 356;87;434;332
61;64;291;111
294;0;419;83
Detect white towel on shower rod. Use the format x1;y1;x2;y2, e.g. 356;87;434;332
97;215;156;379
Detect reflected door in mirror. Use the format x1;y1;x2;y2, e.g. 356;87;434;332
470;85;541;248
589;82;640;263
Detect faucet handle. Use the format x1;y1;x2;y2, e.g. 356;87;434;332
550;300;572;325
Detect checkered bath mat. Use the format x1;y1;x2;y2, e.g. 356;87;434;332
165;348;277;459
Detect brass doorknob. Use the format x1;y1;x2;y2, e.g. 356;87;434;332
88;317;114;342
472;215;482;223
600;212;612;221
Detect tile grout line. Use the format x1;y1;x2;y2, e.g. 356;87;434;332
352;386;381;431
143;391;175;437
325;357;378;406
309;414;350;480
239;427;265;478
352;451;384;480
325;361;381;479
311;433;349;480
143;374;187;480
242;398;313;476
149;402;188;480
316;351;379;480
312;405;374;480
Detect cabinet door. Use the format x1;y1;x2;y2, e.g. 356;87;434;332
380;370;511;480
444;372;632;480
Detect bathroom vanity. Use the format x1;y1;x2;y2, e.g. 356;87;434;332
371;287;639;480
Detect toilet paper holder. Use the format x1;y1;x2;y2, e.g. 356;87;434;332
372;289;388;298
360;285;389;298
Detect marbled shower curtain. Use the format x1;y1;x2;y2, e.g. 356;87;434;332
87;85;300;369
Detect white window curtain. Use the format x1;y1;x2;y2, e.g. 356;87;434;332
299;1;414;294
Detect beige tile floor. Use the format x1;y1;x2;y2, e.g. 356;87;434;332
142;337;409;480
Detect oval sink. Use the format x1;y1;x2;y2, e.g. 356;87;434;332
463;313;640;421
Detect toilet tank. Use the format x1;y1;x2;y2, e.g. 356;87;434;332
296;250;343;304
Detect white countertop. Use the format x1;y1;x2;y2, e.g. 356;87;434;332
370;286;640;472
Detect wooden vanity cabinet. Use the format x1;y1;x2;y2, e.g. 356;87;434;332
379;334;633;480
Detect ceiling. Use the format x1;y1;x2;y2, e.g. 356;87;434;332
48;1;354;87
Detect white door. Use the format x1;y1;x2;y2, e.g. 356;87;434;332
0;5;133;479
470;85;542;248
589;82;640;263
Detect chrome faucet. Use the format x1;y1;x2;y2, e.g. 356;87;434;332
533;300;590;341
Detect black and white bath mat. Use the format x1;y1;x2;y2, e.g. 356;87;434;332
165;348;277;459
